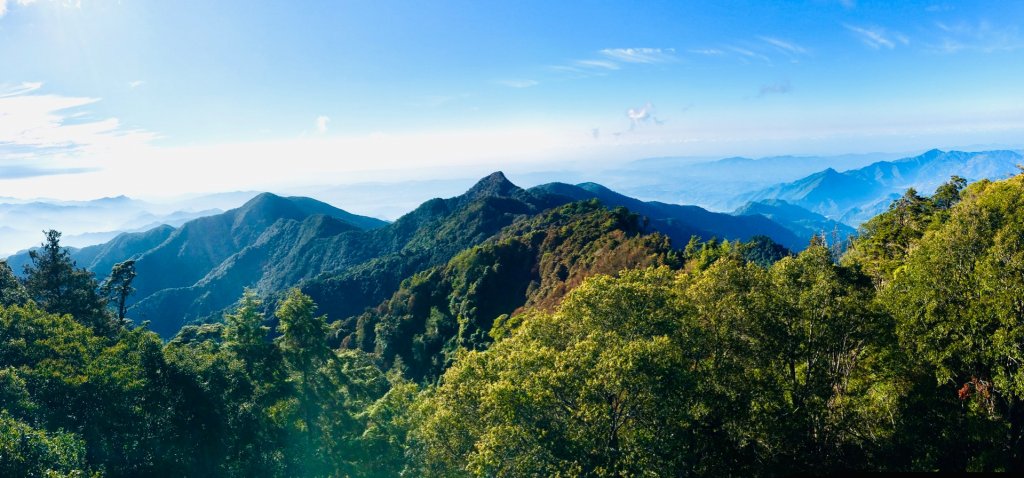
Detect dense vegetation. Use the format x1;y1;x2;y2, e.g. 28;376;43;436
3;173;1024;475
5;173;804;339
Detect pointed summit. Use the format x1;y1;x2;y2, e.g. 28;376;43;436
465;171;520;198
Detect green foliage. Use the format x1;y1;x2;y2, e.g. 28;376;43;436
22;231;112;334
7;173;1024;475
879;174;1024;469
410;268;697;477
0;261;28;307
1;410;92;477
362;200;681;381
410;245;899;476
843;176;969;285
99;260;135;322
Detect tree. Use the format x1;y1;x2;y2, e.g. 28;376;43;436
411;268;701;477
1;410;91;477
100;260;136;322
932;175;968;210
0;261;28;307
843;188;939;286
22;230;111;333
274;289;339;475
753;245;896;472
881;175;1024;471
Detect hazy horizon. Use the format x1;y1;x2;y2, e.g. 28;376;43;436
3;0;1024;200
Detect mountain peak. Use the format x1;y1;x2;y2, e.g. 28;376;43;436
466;171;519;198
244;192;281;204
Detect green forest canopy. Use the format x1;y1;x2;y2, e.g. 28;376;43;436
3;174;1024;475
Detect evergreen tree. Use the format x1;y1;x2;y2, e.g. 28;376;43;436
22;230;111;334
101;259;136;322
0;261;28;307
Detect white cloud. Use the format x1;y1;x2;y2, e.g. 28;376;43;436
496;79;539;88
0;0;40;17
599;48;676;64
128;80;146;88
845;24;909;50
0;81;42;97
728;46;772;63
552;48;676;79
315;115;330;133
626;102;664;130
689;48;725;56
933;20;1023;53
574;59;620;70
759;36;808;55
0;82;156;175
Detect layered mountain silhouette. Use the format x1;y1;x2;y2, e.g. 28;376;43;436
531;181;804;250
738;149;1023;225
7;172;800;337
732;199;856;244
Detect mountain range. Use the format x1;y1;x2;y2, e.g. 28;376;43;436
0;194;252;256
737;149;1023;225
597;152;901;208
9;149;1017;338
6;173;805;338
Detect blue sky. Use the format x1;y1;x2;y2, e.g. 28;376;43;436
1;0;1023;198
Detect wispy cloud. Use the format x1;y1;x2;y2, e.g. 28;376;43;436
495;79;539;88
0;81;42;97
845;24;909;50
128;80;146;88
759;36;808;55
729;46;772;63
758;81;792;97
573;59;620;70
689;48;725;56
689;37;807;64
932;20;1023;53
0;163;97;179
599;48;677;64
0;82;156;169
550;48;675;79
315;115;330;133
0;0;39;18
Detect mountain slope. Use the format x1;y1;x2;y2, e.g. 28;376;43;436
130;173;564;336
740;149;1023;225
733;199;857;244
10;173;801;339
345;200;681;380
530;181;805;250
126;193;384;302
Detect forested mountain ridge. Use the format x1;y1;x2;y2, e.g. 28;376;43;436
338;200;683;381
7;172;800;338
6;172;1024;474
531;181;805;250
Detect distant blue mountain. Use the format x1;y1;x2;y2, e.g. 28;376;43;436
600;152;900;209
732;199;857;245
738;149;1023;225
530;181;805;251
